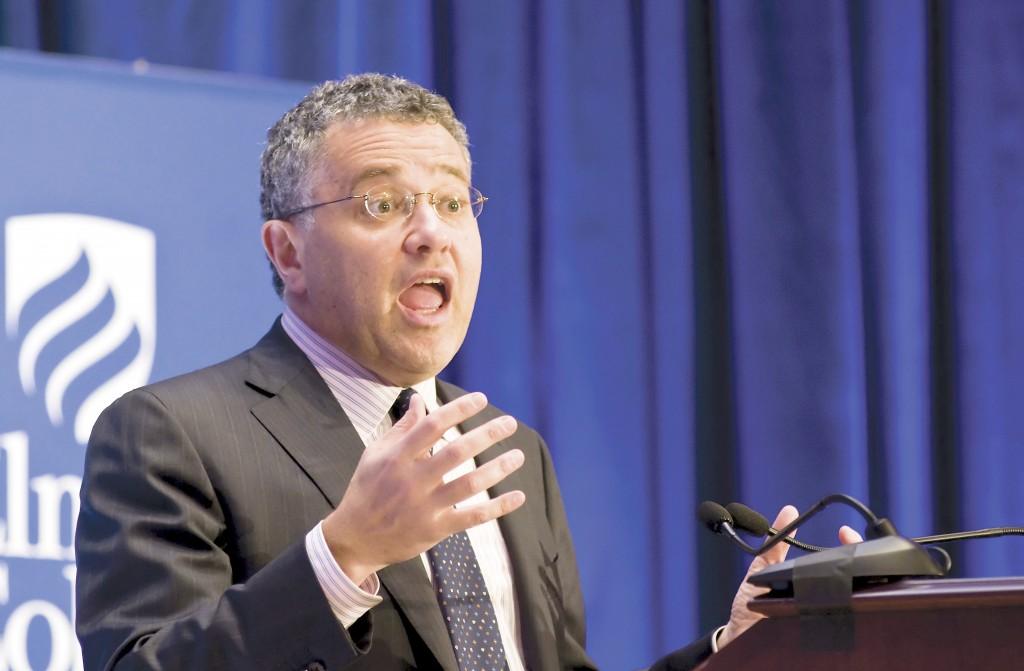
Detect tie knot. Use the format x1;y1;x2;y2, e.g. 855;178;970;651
390;388;417;422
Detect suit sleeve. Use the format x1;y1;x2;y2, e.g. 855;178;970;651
535;435;598;669
75;389;369;671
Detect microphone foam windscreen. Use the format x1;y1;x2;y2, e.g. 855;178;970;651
726;502;771;536
697;501;733;532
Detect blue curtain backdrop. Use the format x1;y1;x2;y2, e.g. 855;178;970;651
3;0;1022;668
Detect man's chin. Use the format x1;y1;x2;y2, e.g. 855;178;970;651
378;348;458;387
368;321;468;383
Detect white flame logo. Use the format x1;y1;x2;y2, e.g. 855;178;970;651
4;214;156;444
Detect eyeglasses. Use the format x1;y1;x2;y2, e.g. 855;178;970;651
278;185;488;222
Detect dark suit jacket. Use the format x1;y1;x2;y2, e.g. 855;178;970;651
75;320;712;670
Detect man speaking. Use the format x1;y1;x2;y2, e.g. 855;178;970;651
75;73;827;670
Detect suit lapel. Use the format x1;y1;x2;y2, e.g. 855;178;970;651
245;321;363;507
244;321;459;670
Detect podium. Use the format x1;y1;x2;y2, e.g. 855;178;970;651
701;577;1024;670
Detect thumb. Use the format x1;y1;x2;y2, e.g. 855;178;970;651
839;525;864;544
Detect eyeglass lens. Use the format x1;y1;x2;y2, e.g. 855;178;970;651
364;186;485;221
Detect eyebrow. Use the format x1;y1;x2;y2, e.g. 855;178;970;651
352;163;469;189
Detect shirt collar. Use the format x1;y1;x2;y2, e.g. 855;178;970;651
280;307;438;445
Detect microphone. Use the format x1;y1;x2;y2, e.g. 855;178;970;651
725;502;771;535
698;494;947;595
696;500;732;534
728;501;1024;549
699;494;898;559
725;502;828;553
696;501;759;555
752;493;900;557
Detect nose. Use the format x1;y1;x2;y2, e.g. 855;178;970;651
403;194;451;254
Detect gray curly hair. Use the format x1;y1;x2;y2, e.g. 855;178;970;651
260;73;471;296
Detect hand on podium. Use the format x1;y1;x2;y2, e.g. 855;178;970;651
716;505;864;649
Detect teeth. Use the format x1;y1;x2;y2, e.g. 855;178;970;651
412;277;448;305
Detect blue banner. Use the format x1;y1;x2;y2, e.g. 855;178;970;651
0;49;306;670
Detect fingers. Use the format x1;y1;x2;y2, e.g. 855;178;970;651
771;504;799;532
389;390;523;515
441;490;526;535
724;506;865;653
426;415;519;479
839;525;864;544
758;505;799;567
436;447;525;507
770;504;798;557
391;392;488;459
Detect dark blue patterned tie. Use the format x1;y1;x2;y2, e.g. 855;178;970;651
390;389;509;671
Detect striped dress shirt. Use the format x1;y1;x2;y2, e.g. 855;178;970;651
282;308;525;670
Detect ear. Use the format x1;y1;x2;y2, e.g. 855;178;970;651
262;219;306;296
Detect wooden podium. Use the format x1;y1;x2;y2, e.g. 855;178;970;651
701;577;1024;670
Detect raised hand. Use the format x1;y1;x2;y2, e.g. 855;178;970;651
321;392;526;584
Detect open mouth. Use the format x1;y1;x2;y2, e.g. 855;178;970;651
398;277;449;313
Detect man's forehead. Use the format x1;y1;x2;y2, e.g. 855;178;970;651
320;119;470;183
